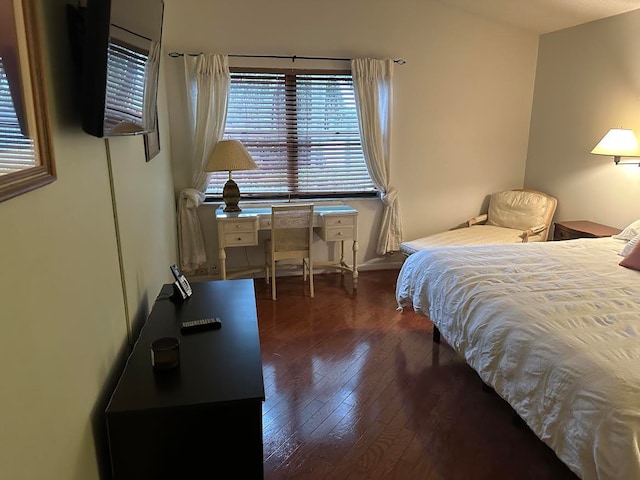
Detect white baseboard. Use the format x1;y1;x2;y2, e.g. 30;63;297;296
357;260;404;271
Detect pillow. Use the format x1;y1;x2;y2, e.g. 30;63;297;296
620;233;640;256
620;238;640;271
612;219;640;241
487;190;548;231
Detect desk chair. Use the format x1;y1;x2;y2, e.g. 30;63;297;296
264;204;315;300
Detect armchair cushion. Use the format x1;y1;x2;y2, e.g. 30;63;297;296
487;190;549;231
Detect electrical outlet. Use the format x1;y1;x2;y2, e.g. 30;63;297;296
195;266;209;276
210;265;218;275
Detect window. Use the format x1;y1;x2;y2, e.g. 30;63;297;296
104;41;147;133
0;56;36;175
0;0;55;203
207;69;376;199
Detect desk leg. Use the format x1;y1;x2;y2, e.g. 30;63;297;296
219;247;227;280
339;240;345;275
352;240;358;289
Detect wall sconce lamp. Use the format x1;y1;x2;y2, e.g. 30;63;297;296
590;128;640;166
205;139;258;212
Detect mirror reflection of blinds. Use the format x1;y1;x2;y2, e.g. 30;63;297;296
0;57;36;174
104;42;147;131
208;70;376;197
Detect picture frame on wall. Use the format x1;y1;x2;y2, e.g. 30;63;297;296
0;0;56;203
144;127;160;162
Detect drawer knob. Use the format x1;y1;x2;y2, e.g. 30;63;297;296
237;237;242;241
337;232;342;236
338;220;342;224
236;224;242;229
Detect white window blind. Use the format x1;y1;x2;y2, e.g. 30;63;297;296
207;69;376;198
104;42;147;131
0;57;36;175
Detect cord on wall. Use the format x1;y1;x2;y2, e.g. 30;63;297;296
104;138;132;346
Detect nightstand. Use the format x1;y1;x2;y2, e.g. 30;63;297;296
553;220;621;241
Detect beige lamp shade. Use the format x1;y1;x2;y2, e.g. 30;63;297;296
205;140;258;212
205;139;258;172
591;128;640;164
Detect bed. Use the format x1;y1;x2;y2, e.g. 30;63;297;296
395;229;640;480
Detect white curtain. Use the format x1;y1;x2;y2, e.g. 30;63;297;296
351;58;403;255
142;41;160;131
177;54;230;272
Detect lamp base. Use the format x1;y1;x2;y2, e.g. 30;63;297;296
222;178;242;212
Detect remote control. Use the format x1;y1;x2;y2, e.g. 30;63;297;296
180;317;222;333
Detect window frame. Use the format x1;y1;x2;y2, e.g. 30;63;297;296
205;66;378;202
0;0;55;204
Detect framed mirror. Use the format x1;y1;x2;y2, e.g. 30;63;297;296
0;0;55;203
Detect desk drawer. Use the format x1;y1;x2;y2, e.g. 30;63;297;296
553;225;575;241
318;226;354;242
323;215;354;228
222;219;256;233
224;231;258;247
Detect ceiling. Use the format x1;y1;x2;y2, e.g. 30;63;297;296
437;0;640;34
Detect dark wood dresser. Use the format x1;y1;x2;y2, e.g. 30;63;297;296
105;279;265;479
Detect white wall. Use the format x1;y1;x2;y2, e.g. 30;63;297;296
0;1;177;478
162;0;539;273
525;9;640;230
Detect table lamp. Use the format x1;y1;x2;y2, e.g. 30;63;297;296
205;140;258;212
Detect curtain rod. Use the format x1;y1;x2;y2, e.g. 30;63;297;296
167;51;407;65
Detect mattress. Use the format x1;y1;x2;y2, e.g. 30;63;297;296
395;237;640;480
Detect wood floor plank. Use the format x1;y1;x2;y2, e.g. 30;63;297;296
255;270;579;480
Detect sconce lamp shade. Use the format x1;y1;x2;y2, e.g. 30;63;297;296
590;128;640;164
205;140;258;212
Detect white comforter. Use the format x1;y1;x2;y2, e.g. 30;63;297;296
396;237;640;480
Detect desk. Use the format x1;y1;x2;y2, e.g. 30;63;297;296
105;280;265;479
216;204;358;288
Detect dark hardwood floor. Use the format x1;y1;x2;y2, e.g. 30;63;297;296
253;269;579;480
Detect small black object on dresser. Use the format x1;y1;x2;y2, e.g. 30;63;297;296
180;317;222;333
105;279;265;479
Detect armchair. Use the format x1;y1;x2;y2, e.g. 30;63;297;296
400;189;558;257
